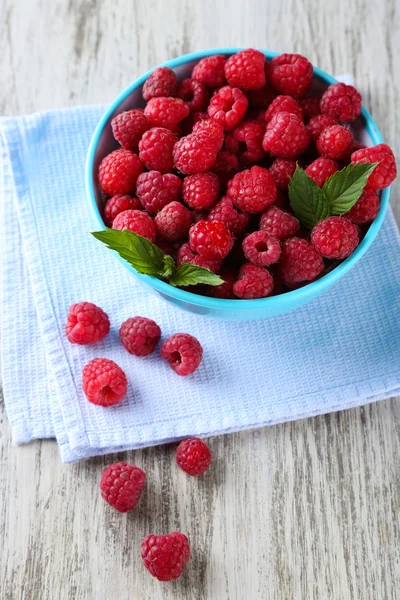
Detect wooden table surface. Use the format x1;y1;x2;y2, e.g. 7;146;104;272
1;1;399;598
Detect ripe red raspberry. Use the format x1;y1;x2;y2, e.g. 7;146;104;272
155;201;192;241
245;84;277;109
208;195;250;236
268;53;313;97
316;125;353;161
119;316;161;356
208;86;248;130
100;462;146;512
177;78;209;113
263;112;309;158
144;97;189;131
173;133;220;174
161;333;203;376
265;95;303;123
142;67;177;101
311;216;359;259
177;242;221;273
305;157;340;187
98;149;144;196
233;263;273;299
228;166;277;213
82;358;127;406
141;532;190;581
279;237;324;286
209;269;236;298
224;48;266;89
306;114;338;142
351;143;397;190
242;231;281;266
176;438;212;476
226;120;265;164
66;302;110;345
320;82;362;122
189;220;233;260
344;187;380;224
269;158;296;191
111;109;151;150
182;172;220;210
112;209;156;242
300;96;321;120
138;127;177;173
103;194;141;227
192;54;227;88
192;119;225;148
259;205;300;240
136;171;182;214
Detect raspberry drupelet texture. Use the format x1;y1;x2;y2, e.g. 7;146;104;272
138;127;177;173
300;96;321;120
224;48;266;89
192;54;227;88
227;166;277;213
161;333;203;376
173;133;222;175
305;157;340;187
66;302;110;345
269;158;297;191
98;149;144;196
177;78;209;112
177;242;221;273
351;143;397;190
320;82;362;122
306;114;338;142
209;269;236;298
136;171;182;214
100;462;146;512
262;112;310;158
242;231;281;266
259;205;300;240
155;201;192;241
344;187;380;224
192;119;225;147
225;120;265;164
208;195;250;236
112;209;156;242
144;97;189;131
176;438;212;476
208;85;248;130
311;216;359;259
182;172;220;210
316;125;353;161
111;109;151;150
189;220;234;260
265;95;303;123
141;533;190;581
119;316;161;357
233;263;274;299
268;53;313;97
142;67;177;101
82;358;128;407
279;237;324;286
103;194;142;227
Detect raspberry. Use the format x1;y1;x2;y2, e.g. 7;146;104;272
300;96;321;120
98;149;144;196
351;143;397;190
144;97;189;131
177;242;221;273
344;186;380;224
268;53;313;98
233;263;273;299
305;157;340;187
226;120;265;164
265;95;303;122
112;209;156;242
228;166;277;213
306;114;338;142
82;358;127;407
242;231;281;266
180;111;209;135
189;220;233;260
136;171;182;214
208;195;250;236
176;438;212;476
269;158;296;191
138;127;177;173
316;124;353;161
192;119;225;147
320;82;362;122
177;78;209;112
192;54;227;88
259;205;300;240
224;48;266;89
100;462;146;512
161;333;203;376
103;194;141;227
142;67;177;101
173;133;220;174
155;201;192;241
279;237;324;286
208;86;248;130
245;84;277;109
141;532;190;581
263;112;310;158
119;316;161;356
111;109;151;150
209;269;236;298
181;172;219;210
311;216;359;259
65;302;110;345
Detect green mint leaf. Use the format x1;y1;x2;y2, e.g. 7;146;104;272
322;162;378;215
288;165;330;229
161;254;176;280
169;263;223;287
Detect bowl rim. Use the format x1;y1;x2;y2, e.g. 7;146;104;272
85;47;390;312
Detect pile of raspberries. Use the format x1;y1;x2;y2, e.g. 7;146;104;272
98;49;396;298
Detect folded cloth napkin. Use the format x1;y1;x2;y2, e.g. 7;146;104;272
1;95;400;463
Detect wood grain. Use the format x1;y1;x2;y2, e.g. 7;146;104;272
0;1;399;598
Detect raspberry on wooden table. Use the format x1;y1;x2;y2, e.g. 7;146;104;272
66;302;110;345
138;127;177;173
311;216;359;259
177;242;222;273
279;237;324;286
161;333;203;376
320;82;362;122
226;120;265;164
192;54;227;88
224;48;266;89
144;97;189;131
155;201;192;241
208;195;250;236
112;209;156;242
136;171;182;214
182;172;220;210
344;187;380;224
228;166;277;213
233;263;274;299
177;78;209;112
305;157;340;187
265;95;303;122
300;96;321;120
259;205;300;240
189;220;233;260
316;124;353;161
208;85;248;130
306;114;338;141
269;158;296;191
141;532;190;581
103;194;142;227
111;109;150;150
176;438;212;476
98;149;144;196
268;53;313;97
142;66;177;101
351;143;397;190
263;112;310;158
119;316;161;357
82;358;127;407
100;462;146;512
242;231;281;266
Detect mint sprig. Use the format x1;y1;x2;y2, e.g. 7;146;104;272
91;229;223;288
288;165;330;229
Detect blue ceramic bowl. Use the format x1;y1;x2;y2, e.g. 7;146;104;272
85;48;390;321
